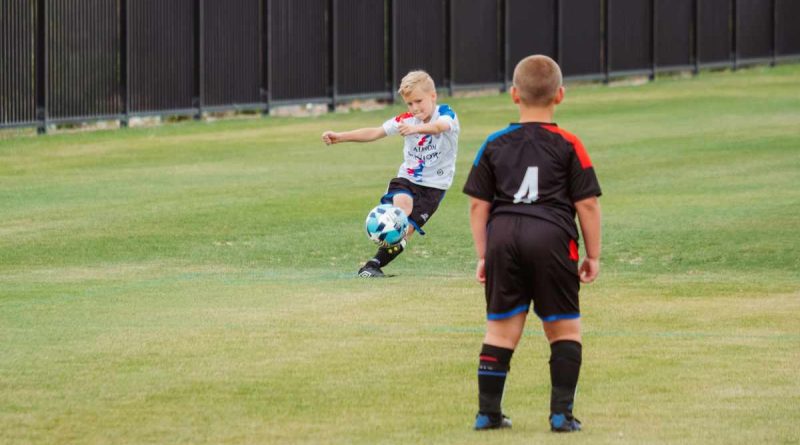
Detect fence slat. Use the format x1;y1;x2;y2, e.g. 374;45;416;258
655;0;693;71
392;0;448;94
128;0;195;113
506;0;557;85
451;0;502;90
333;0;389;101
0;0;36;126
559;0;603;79
269;0;329;103
736;0;773;65
775;0;800;59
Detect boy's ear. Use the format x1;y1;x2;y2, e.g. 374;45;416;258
553;86;565;105
510;86;521;104
431;90;438;102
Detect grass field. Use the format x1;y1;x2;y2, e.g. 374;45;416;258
1;64;799;444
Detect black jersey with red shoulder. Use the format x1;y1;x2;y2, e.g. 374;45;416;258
463;122;601;239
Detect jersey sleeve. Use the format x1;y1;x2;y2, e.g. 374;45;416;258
462;141;495;202
437;105;457;133
566;136;602;202
382;112;413;136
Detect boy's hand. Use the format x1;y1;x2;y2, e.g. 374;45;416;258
475;259;486;284
579;257;600;283
397;123;418;136
321;131;340;145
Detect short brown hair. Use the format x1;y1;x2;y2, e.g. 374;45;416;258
397;70;436;97
512;55;562;106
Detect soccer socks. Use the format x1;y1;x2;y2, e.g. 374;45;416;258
475;342;580;431
478;344;514;417
549;340;582;417
368;240;405;268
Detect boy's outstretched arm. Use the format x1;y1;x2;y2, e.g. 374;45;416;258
469;197;492;284
322;127;386;145
398;120;450;136
575;196;602;283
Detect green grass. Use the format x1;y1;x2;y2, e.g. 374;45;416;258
2;64;799;444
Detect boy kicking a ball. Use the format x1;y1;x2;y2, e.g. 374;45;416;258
463;55;602;432
322;71;460;277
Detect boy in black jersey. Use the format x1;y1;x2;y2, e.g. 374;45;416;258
463;55;602;432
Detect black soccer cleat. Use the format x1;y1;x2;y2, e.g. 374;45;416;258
357;264;385;278
550;413;581;432
474;413;512;430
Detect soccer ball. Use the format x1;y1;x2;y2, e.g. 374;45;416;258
365;204;409;247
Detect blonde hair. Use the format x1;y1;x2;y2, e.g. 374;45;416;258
512;55;562;106
397;70;436;97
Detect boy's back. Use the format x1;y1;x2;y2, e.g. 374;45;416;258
464;123;600;240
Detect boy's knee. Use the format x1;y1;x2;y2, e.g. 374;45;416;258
484;326;525;349
392;195;413;215
542;319;581;344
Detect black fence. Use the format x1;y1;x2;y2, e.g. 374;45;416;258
1;0;799;132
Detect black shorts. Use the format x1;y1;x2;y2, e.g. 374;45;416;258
380;177;446;235
485;213;581;322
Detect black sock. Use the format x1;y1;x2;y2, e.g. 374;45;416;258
478;344;514;416
549;340;582;416
368;241;405;268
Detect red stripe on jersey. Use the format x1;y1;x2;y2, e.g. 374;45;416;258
569;239;579;262
542;124;593;169
479;355;498;362
395;112;413;122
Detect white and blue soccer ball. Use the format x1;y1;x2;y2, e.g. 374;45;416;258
365;204;409;247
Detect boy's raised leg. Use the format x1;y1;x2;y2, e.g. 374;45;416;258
358;193;415;278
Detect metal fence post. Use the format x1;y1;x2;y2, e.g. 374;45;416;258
35;0;48;134
330;0;338;111
390;0;397;103
502;0;509;91
264;0;272;114
120;0;130;128
385;0;393;103
556;0;562;67
194;0;204;119
693;0;699;74
731;0;737;70
258;0;267;115
604;0;610;84
447;0;454;96
650;0;656;80
771;0;777;66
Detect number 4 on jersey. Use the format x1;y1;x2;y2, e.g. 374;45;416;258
513;167;539;203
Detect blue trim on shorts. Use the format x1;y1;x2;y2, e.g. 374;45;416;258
477;371;507;377
380;190;413;204
538;312;581;322
487;304;530;320
407;218;425;236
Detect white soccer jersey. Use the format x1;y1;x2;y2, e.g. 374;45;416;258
381;104;460;190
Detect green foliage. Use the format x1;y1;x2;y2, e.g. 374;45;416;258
1;65;799;444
